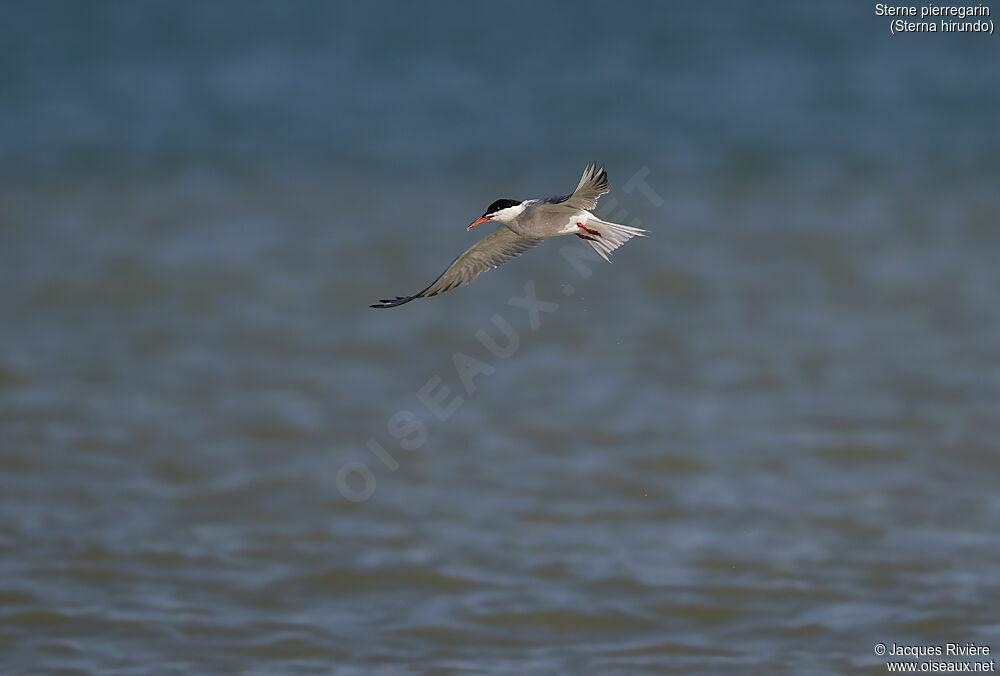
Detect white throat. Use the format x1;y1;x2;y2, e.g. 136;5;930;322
490;203;526;225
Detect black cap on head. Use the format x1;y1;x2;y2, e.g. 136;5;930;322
483;199;520;217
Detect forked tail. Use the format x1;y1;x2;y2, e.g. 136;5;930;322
576;217;647;262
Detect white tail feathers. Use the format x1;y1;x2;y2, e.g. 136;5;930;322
579;218;647;262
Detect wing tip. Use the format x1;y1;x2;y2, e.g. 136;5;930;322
577;161;609;195
370;294;420;308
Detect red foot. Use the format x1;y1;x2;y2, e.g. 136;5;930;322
577;222;601;236
576;233;597;241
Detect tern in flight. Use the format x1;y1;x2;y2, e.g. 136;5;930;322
370;162;646;308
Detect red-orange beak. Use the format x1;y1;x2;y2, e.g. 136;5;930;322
467;215;491;230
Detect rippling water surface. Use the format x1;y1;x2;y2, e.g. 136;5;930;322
2;3;999;674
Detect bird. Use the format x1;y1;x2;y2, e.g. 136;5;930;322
370;162;647;308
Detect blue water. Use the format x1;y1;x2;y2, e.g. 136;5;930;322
2;3;999;674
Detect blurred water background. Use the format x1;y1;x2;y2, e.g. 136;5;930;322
2;2;999;674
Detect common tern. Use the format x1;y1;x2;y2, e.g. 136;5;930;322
370;162;646;308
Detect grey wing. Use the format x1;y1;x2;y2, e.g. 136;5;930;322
554;162;609;211
370;226;543;308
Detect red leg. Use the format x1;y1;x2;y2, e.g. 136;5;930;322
576;233;597;241
577;222;601;236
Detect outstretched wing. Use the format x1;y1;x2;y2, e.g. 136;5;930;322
370;225;543;308
547;162;609;211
